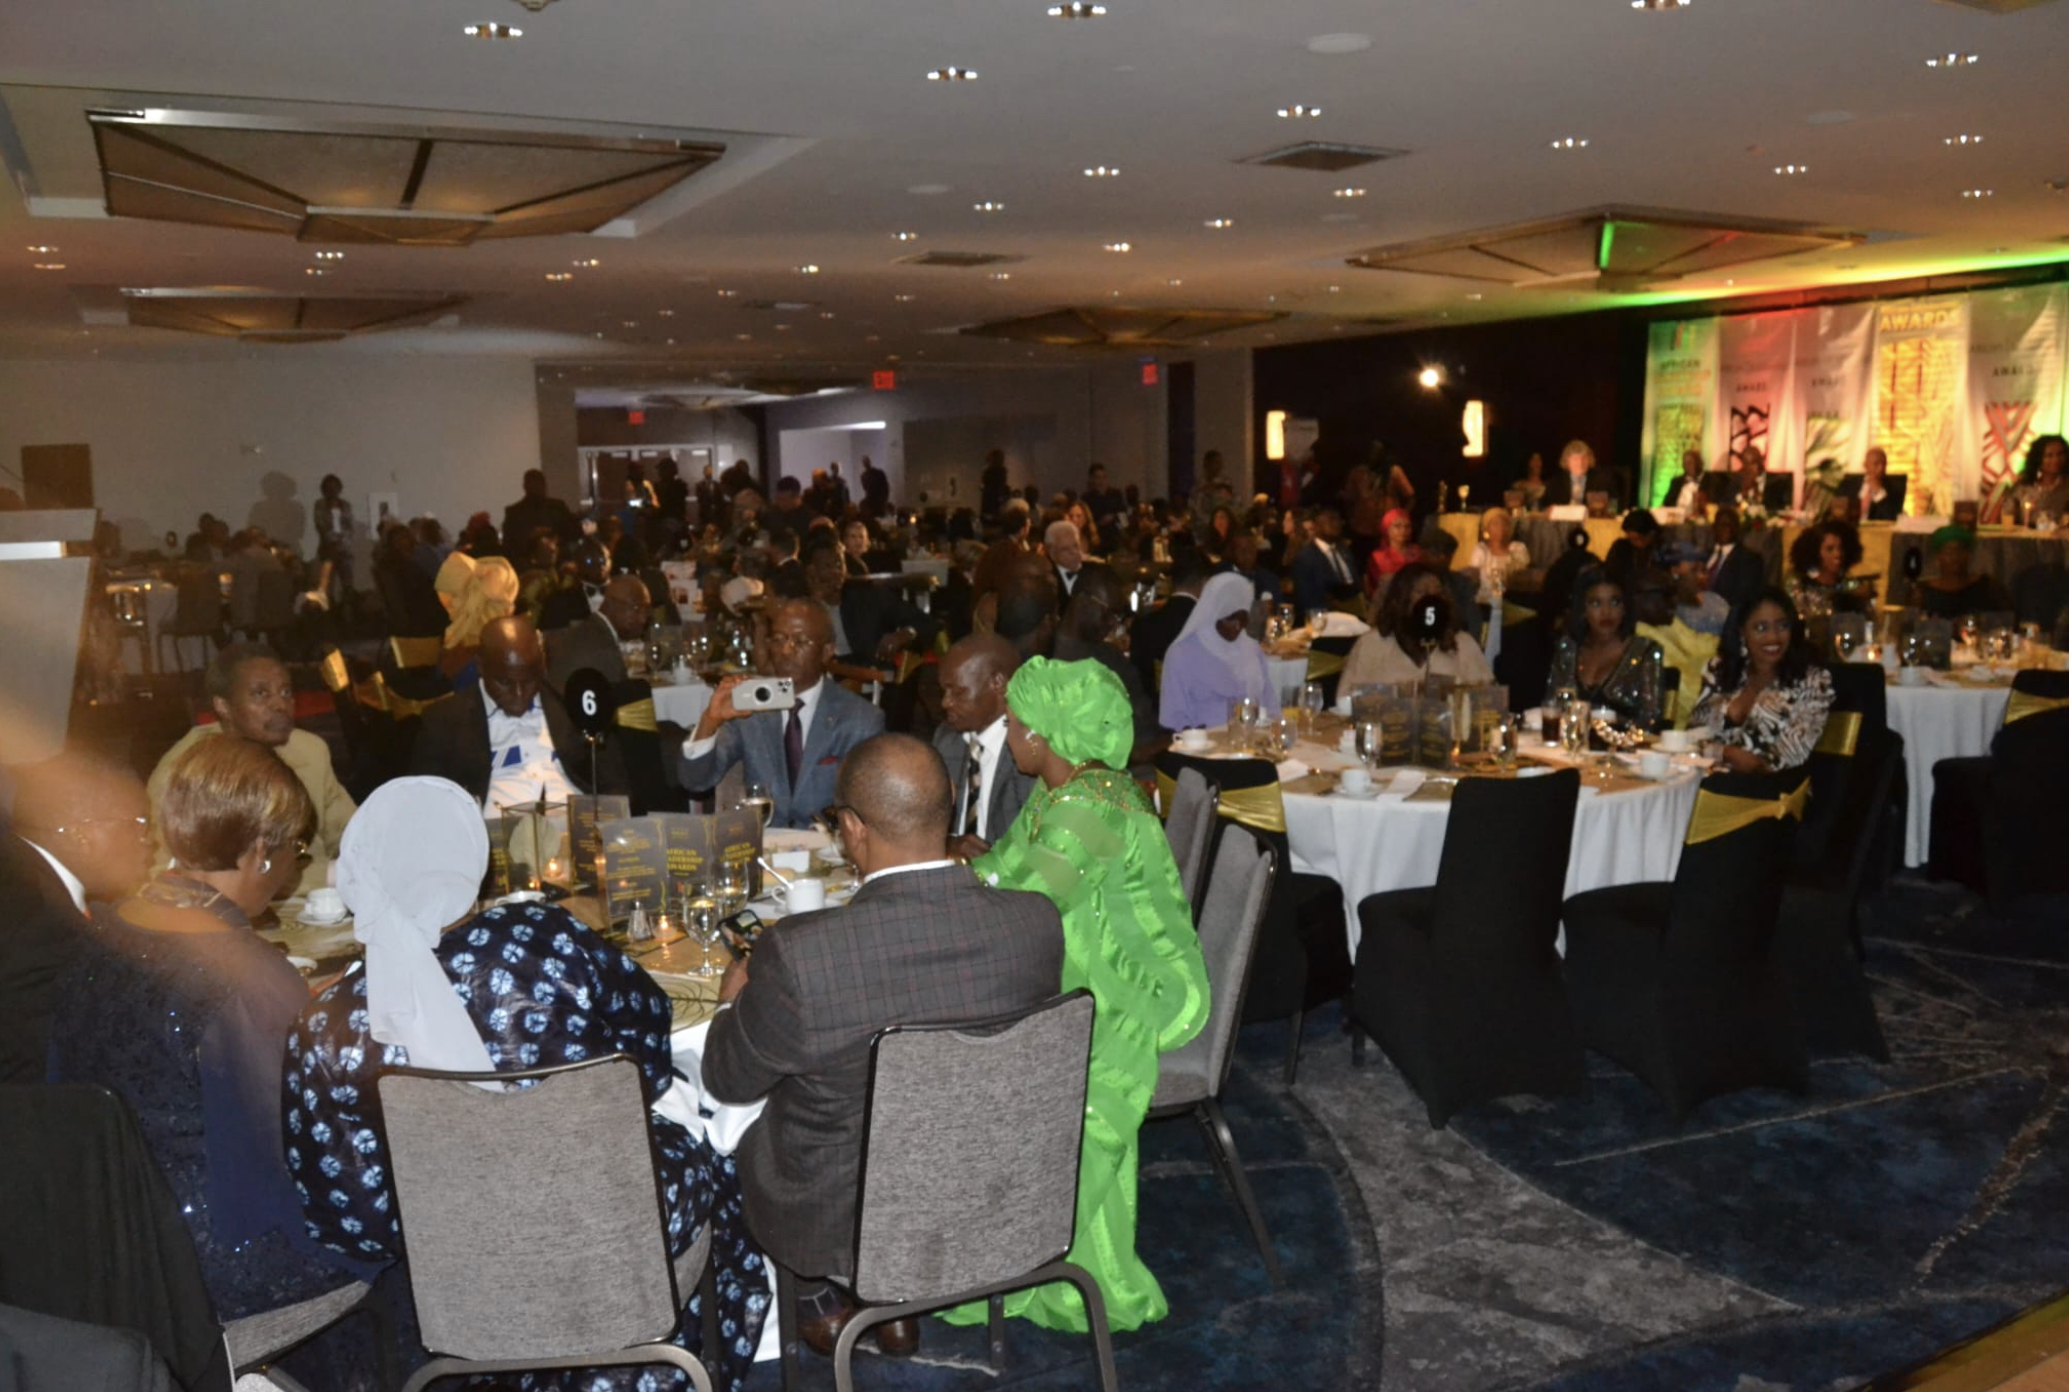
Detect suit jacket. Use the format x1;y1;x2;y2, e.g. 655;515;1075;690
931;722;1034;843
410;687;623;804
678;679;884;829
1291;539;1358;618
702;864;1064;1278
545;612;628;695
537;584;596;632
835;581;937;668
1841;473;1907;521
0;836;87;1084
769;558;809;600
1708;543;1768;615
502;495;577;547
1551;468;1619;510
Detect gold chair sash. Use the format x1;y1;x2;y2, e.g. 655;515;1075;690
353;671;451;721
1305;650;1345;682
318;649;350;695
614;697;658;733
1155;767;1287;835
2006;690;2069;726
1813;710;1862;758
1685;779;1811;847
389;635;444;669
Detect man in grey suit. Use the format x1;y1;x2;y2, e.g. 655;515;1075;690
678;599;884;829
544;573;648;693
932;633;1034;861
704;734;1064;1357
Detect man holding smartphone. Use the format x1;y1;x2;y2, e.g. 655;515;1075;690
679;599;884;828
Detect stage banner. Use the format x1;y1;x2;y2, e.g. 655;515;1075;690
1963;283;2067;522
1639;317;1720;508
1718;310;1800;504
1871;295;1970;516
1791;302;1877;475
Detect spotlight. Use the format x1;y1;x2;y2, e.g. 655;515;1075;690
1417;366;1444;390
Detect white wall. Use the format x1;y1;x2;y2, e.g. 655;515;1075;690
1193;349;1255;497
0;356;543;556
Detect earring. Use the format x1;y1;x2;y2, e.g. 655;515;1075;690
260;858;273;874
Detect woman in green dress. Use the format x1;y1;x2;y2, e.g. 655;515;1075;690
959;655;1211;1332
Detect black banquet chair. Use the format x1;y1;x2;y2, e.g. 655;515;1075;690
1351;769;1585;1129
1928;670;2069;899
1563;769;1812;1123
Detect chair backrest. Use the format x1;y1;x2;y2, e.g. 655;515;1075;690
1160;765;1219;910
1821;727;1905;906
251;568;297;628
1828;661;1888;737
389;634;444;670
850;991;1095;1304
1155;823;1276;1100
1666;769;1809;973
1428;770;1580;973
170;569;222;636
375;1056;679;1361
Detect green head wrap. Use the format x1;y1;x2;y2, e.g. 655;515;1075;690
1005;655;1133;770
1927;525;1974;554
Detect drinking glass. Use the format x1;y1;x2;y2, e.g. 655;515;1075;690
683;887;724;977
1299;681;1325;733
715;860;748;917
1956;615;1980;654
1488;713;1518;770
1447;688;1475;767
1274;715;1299;756
1354;718;1385;772
1561;697;1593;757
740;781;775;831
1230;697;1262;750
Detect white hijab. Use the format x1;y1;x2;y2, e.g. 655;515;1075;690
340;777;495;1075
1171;571;1270;700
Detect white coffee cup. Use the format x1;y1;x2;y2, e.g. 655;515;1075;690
1333;696;1354;717
782;877;826;913
1337;767;1373;796
303;887;346;923
1638;750;1671;780
1655;729;1691;753
1177;728;1211;750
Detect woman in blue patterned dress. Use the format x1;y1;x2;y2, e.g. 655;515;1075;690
282;778;767;1391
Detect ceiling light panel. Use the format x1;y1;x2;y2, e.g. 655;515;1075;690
927;66;979;81
462;23;522;38
1047;2;1107;15
1276;104;1323;119
1924;53;1979;67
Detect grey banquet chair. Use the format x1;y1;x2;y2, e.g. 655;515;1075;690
375;1055;714;1392
1161;764;1220;916
774;989;1111;1392
1147;822;1285;1284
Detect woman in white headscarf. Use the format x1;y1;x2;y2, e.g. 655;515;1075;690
1157;570;1279;731
281;777;770;1391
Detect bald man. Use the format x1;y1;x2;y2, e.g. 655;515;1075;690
680;599;883;829
1;754;150;1080
703;733;1063;1356
547;573;651;693
412;616;627;808
931;633;1032;859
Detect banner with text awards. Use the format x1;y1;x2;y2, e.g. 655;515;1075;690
1718;311;1801;502
1639;317;1720;508
1871;295;1971;516
1963;283;2067;521
1791;302;1878;474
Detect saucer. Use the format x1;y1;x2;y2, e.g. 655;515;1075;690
1332;783;1381;800
298;907;350;926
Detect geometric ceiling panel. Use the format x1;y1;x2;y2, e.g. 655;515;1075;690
961;305;1286;348
88;109;724;246
1346;206;1865;292
122;289;468;342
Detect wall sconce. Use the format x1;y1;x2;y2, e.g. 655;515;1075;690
1265;410;1288;461
1462;400;1487;458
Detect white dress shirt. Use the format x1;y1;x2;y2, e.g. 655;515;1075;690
482;686;579;811
1674;476;1704;510
21;839;87;914
683;677;824;760
863;858;959;887
961;715;1010;840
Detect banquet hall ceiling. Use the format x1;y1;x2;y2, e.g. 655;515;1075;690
1;0;2067;373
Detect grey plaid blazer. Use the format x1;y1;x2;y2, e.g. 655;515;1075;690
701;861;1064;1279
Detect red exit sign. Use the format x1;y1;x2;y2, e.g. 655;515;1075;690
872;370;897;391
1140;361;1159;387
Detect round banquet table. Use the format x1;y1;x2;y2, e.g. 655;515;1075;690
1884;675;2012;868
1275;739;1704;958
648;673;715;729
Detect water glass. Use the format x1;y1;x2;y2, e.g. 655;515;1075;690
1488;713;1518;769
740;781;775;831
716;860;748;916
1299;681;1326;732
1354;718;1385;772
1230;697;1263;749
1561;697;1593;757
1274;715;1299;756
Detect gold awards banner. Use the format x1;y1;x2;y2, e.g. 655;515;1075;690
1641;284;2067;515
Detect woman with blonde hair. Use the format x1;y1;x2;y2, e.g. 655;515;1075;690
1469;505;1531;603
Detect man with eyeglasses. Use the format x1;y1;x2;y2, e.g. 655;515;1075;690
1;753;150;1081
680;599;884;829
145;643;354;895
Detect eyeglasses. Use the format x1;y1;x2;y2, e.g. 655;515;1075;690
827;803;865;828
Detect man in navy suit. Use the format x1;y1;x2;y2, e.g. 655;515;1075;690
679;599;885;828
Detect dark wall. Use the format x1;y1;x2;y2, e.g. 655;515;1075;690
1252;307;1649;513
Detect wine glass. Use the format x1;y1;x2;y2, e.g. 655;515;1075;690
715;860;748;918
1355;718;1385;772
1561;697;1593;758
740;781;775;832
1299;681;1325;733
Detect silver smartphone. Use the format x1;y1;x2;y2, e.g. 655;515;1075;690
730;676;796;713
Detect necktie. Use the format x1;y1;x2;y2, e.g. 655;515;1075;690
1328;545;1351;585
964;732;985;836
1708;549;1724;585
785;705;804;787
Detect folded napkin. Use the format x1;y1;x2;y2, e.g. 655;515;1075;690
1383;768;1426;797
1312;612;1372;639
1276;758;1312;783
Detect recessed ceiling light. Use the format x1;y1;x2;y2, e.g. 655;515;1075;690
1333;187;1367;198
463;22;522;38
1774;163;1808;176
894;293;916;302
621;320;638;328
892;231;919;241
1306;32;1372;54
593;332;604;339
1048;2;1107;16
304;267;325;276
796;264;821;274
657;309;674;317
1166;278;1183;286
1925;53;1979;68
1327;284;1341;293
1466;292;1484;301
1103;241;1131;252
1944;134;1984;146
1962;188;1995;198
1630;0;1689;9
1276;103;1323;119
736;333;752;341
313;250;345;260
1204;217;1234;229
774;324;791;332
665;338;676;346
1550;136;1589;151
572;258;600;268
26;245;58;254
545;272;573;281
927;66;978;82
866;335;881;343
988;272;1013;281
819;311;836;319
33;262;66;271
717;288;737;297
1084;165;1120;178
973;200;1005;212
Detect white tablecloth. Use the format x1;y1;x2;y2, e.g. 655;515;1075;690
108;579;196;675
1885;679;2011;867
1267;655;1309;705
650;675;715;730
1282;743;1703;958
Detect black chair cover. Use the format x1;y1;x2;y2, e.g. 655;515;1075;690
1563;769;1811;1123
1929;670;2069;893
1352;770;1584;1128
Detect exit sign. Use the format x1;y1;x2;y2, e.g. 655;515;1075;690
872;370;897;391
1140;361;1159;387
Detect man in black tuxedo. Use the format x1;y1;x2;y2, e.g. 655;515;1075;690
538;539;615;632
765;528;810;600
501;468;578;550
703;733;1064;1357
0;754;150;1081
1705;508;1767;615
1290;506;1359;618
1726;450;1793;514
1045;519;1099;611
411;616;626;806
932;633;1033;861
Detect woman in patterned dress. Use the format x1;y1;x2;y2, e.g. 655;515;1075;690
281;778;767;1391
949;657;1210;1333
1689;586;1834;775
